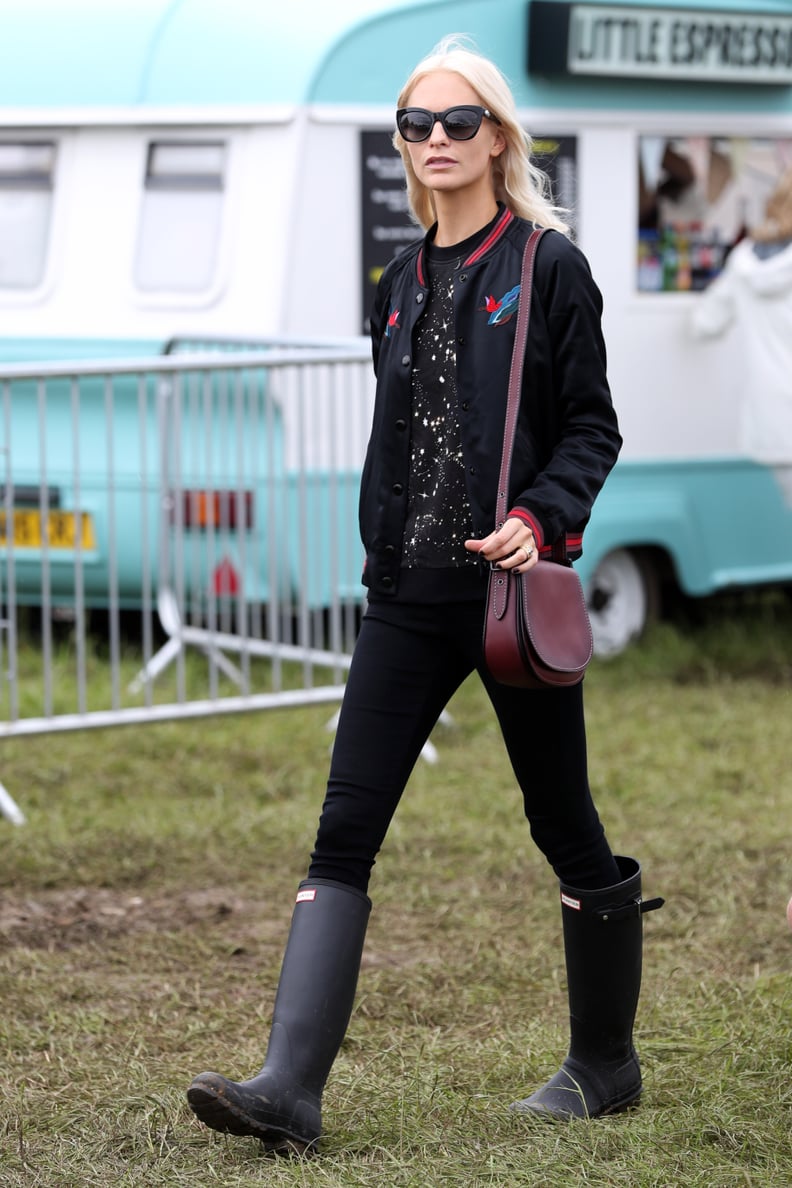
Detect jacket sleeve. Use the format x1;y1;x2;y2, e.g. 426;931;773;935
690;257;738;338
510;234;622;546
369;256;400;377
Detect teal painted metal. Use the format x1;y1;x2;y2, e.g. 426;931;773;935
1;366;288;610
285;471;363;605
0;0;422;108
0;339;161;365
3;373;160;609
312;0;792;113
576;457;792;595
2;0;792;113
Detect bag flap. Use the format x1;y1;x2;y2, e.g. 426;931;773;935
520;563;593;673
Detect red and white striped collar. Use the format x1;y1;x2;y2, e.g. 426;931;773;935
415;207;515;287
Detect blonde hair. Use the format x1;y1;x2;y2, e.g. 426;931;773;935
393;35;569;235
753;166;792;243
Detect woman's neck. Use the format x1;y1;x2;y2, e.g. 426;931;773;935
432;191;500;248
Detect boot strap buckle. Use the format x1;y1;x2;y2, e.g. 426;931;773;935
596;895;665;922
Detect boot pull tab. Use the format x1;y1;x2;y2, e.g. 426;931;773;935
596;896;665;922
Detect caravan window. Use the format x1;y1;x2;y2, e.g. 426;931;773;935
0;141;56;290
637;136;792;293
134;141;226;293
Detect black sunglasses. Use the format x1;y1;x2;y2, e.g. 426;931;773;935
396;105;501;143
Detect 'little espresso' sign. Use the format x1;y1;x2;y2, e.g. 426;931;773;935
528;2;792;85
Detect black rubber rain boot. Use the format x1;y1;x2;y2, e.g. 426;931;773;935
511;856;663;1120
187;877;371;1154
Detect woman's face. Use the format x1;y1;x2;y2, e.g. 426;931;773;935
402;71;504;202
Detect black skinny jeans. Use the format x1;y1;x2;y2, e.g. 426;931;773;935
308;597;620;894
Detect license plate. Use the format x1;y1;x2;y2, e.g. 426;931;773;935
0;509;97;550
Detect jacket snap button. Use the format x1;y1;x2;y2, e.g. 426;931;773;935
395;418;406;431
461;401;469;411
384;544;395;557
416;293;424;304
382;576;393;589
401;354;411;366
469;466;476;475
392;483;404;495
459;273;467;282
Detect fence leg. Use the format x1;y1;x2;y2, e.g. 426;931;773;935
0;781;25;826
127;636;183;694
128;632;248;696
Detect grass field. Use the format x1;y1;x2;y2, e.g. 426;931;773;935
1;593;791;1186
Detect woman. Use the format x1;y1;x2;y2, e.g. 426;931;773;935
186;36;660;1152
691;166;792;464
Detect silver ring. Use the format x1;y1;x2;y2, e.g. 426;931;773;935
522;545;534;563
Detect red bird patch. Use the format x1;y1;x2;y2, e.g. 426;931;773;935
386;305;400;337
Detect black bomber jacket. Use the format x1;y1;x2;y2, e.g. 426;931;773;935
360;206;622;598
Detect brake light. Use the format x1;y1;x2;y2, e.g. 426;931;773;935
174;490;254;531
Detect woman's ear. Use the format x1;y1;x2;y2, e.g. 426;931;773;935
491;130;506;158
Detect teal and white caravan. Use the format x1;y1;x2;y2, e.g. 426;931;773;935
1;0;791;649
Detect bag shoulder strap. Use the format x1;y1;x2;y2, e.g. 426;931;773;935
494;226;547;531
493;226;566;564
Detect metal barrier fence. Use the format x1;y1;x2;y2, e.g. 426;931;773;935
0;341;376;823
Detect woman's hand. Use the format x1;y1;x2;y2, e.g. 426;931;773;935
465;519;537;571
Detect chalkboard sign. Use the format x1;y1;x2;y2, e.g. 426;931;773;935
360;129;578;331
